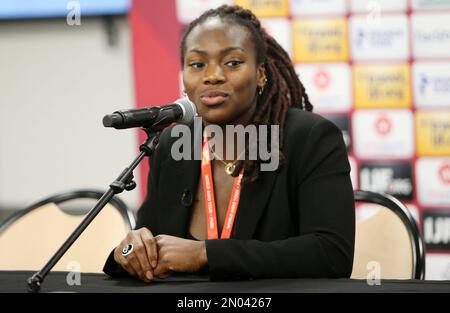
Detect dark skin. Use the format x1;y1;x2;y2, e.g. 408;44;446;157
114;17;266;282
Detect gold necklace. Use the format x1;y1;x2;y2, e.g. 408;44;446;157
209;147;245;175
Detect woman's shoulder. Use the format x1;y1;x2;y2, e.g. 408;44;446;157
282;108;348;177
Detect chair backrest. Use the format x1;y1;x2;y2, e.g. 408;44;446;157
351;190;425;280
0;189;135;273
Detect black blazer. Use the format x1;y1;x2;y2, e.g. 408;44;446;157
104;108;355;280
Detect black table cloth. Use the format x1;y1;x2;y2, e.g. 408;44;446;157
1;271;450;293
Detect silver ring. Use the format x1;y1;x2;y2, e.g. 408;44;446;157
121;243;133;257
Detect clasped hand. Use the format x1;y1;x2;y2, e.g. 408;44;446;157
113;228;207;283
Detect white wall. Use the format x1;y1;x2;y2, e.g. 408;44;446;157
0;16;141;211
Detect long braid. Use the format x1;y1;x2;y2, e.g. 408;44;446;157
180;5;313;183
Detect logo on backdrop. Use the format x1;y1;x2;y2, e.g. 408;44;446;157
353;110;414;159
414;26;450;44
295;63;351;113
439;163;450;184
416;111;450;156
420;74;428;95
414;62;450;108
314;68;331;90
375;115;392;136
292;18;348;62
359;162;413;200
416;158;450;207
412;13;450;58
419;73;450;96
350;15;409;61
355;28;405;50
423;211;450;251
354;64;411;109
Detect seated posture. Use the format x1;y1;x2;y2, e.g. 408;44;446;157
103;5;355;282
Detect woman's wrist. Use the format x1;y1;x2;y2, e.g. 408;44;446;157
197;241;208;270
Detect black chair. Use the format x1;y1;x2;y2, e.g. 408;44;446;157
351;190;425;280
0;189;135;272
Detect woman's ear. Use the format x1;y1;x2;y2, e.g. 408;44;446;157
257;63;267;88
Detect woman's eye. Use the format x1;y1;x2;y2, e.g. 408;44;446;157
225;60;243;67
188;62;204;69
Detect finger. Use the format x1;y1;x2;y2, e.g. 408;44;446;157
119;253;138;277
156;271;172;279
153;264;167;277
155;234;164;252
140;229;158;269
132;233;153;281
128;253;149;281
120;234;147;281
114;243;137;277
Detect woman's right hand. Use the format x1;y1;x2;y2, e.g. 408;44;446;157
113;227;158;282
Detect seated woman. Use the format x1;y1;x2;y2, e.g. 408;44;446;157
103;5;355;282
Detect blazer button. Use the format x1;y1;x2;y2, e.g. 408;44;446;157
181;189;193;206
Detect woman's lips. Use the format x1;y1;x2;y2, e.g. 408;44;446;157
200;95;228;106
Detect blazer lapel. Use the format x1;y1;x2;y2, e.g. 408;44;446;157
234;169;278;239
159;157;200;237
157;120;202;237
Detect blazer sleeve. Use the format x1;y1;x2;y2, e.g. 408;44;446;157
205;118;355;280
103;130;165;277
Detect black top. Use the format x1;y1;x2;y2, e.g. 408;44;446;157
103;108;355;280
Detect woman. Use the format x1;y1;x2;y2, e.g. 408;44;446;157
103;5;355;282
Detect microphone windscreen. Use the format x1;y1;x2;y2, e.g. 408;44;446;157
102;113;123;127
175;97;197;124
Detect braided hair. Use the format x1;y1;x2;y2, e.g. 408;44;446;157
180;5;313;183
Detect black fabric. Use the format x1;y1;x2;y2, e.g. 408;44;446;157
2;271;450;293
104;108;355;280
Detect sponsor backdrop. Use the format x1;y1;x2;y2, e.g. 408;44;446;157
133;0;450;279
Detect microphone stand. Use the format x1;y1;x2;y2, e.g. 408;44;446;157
27;129;161;293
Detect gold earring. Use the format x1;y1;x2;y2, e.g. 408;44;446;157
259;78;267;95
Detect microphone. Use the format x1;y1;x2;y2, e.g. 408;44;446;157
28;101;196;292
103;97;196;131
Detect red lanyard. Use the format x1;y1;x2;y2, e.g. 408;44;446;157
201;137;244;239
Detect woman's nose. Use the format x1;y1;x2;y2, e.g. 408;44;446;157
203;64;225;84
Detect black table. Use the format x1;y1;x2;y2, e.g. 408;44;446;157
1;271;450;293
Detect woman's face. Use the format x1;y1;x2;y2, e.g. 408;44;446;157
183;17;266;126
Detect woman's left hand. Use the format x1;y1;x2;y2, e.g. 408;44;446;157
153;235;208;278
